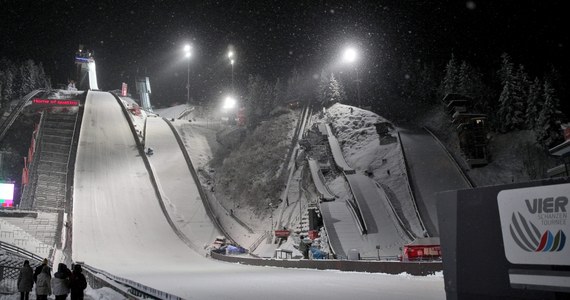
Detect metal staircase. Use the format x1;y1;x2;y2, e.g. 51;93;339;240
24;112;79;212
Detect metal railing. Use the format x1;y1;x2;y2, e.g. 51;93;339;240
82;264;183;300
0;89;45;143
0;241;47;294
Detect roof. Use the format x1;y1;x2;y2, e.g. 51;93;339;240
549;139;570;157
442;93;472;103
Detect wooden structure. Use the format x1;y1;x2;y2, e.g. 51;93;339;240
442;94;489;167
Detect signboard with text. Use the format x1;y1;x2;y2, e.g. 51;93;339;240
497;184;569;266
32;98;79;107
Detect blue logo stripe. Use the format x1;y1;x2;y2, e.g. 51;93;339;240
543;231;554;252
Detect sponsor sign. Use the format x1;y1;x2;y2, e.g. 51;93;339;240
121;82;128;96
498;184;569;266
32;98;79;106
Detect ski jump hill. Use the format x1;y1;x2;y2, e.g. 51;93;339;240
310;122;412;258
66;91;442;299
398;127;472;236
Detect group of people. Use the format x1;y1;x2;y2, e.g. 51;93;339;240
16;258;87;300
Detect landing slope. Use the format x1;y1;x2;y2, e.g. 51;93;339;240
145;116;220;253
399;127;471;235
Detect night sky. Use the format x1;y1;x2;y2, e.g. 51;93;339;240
1;0;568;107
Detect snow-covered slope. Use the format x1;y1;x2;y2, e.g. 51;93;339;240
325;104;425;238
71;93;445;299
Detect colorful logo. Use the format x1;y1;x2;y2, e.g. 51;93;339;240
510;212;566;252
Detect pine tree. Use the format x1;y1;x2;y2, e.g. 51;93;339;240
245;74;261;128
458;61;484;98
245;75;279;128
536;80;563;148
497;54;525;131
319;73;344;106
510;64;529;129
525;77;542;130
498;53;514;84
440;54;459;97
36;62;51;89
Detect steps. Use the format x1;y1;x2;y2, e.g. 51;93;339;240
28;112;78;211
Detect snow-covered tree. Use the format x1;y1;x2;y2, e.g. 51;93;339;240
0;59;50;110
19;60;36;96
0;59;16;110
245;74;263;128
536;80;563;148
497;54;526;131
525;77;542;130
319;73;344;106
245;74;279;128
439;54;460;97
497;53;514;84
457;60;490;112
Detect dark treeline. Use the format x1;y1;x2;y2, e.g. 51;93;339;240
0;58;51;111
439;53;565;148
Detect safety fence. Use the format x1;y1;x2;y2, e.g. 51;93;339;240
211;252;442;276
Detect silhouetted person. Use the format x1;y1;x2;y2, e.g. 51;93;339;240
35;265;52;300
299;235;311;259
70;264;87;300
17;260;34;300
52;263;71;300
34;259;51;283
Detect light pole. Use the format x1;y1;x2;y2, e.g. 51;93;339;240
184;44;192;104
342;47;361;107
228;50;235;92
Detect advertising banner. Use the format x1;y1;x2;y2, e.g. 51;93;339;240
121;82;128;96
497;183;569;266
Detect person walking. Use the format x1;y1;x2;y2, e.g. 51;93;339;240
35;265;52;300
70;264;87;300
52;263;71;300
17;260;34;300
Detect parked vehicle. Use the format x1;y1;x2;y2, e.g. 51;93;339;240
399;237;441;261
